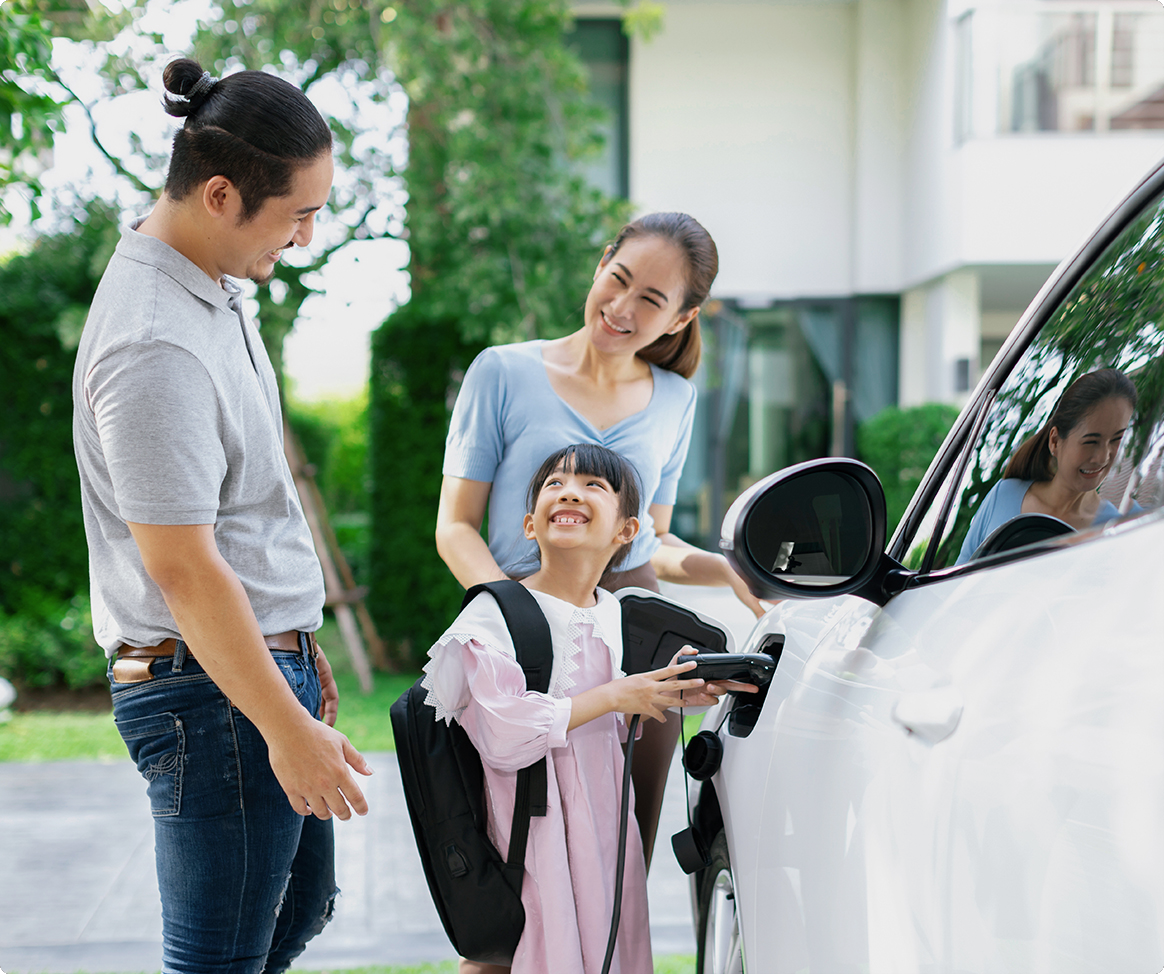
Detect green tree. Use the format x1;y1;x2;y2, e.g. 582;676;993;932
368;2;628;664
0;0;68;222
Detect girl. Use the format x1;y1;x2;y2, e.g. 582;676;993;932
423;444;712;974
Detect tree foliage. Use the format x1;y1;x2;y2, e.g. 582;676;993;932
368;1;628;663
0;0;68;222
0;0;629;674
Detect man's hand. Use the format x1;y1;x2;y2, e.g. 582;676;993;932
268;716;373;820
125;521;374;820
315;646;339;727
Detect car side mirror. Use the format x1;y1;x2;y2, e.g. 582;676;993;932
720;458;912;606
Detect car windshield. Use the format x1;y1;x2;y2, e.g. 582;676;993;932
907;188;1164;570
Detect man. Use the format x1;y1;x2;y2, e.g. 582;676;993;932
72;57;370;972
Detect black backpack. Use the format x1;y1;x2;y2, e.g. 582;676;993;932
390;580;553;965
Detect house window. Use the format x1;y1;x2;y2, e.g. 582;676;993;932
566;19;630;198
959;4;1164;136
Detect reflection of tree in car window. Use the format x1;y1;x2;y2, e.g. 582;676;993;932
925;197;1164;570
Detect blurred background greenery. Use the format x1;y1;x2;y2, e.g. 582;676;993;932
0;0;958;702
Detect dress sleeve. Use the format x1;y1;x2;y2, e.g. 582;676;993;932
457;638;572;772
443;347;507;483
653;379;697;507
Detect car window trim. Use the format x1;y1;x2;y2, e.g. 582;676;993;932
889;155;1164;568
918;388;997;574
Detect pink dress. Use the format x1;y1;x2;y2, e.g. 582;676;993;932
422;587;652;974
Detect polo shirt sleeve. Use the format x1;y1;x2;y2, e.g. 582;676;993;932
444;347;507;483
652;379;697;506
86;341;227;525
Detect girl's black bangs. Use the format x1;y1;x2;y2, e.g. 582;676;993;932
560;444;625;492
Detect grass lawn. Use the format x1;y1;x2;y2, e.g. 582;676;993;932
0;616;707;763
0;618;413;762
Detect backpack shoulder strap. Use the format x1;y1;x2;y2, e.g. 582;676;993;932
462;580;554;694
460;580;552;872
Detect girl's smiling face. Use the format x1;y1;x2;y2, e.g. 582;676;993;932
524;463;639;560
1049;395;1134;493
583;235;698;357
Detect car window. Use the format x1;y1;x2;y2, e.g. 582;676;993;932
901;189;1164;572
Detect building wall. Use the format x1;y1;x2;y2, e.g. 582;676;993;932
626;2;859;302
619;0;1164;295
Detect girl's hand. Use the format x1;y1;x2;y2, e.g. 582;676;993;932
610;660;706;723
668;645;761;707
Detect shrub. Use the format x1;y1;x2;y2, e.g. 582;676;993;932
286;392;371;584
856;403;960;534
0;591;107;690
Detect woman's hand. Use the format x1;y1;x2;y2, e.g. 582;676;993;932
667;645;760;707
723;563;769;618
649;505;771;618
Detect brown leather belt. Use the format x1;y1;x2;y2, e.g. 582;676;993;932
112;630;314;684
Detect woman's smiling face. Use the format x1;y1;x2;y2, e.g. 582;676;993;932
582;235;697;356
1049;395;1134;493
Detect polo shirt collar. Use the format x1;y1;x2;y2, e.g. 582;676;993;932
120;219;243;311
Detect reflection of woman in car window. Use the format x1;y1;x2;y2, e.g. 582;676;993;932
956;369;1138;564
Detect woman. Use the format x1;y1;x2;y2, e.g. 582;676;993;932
957;368;1138;564
436;213;762;884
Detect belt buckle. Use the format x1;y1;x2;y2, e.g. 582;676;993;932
111;658;155;684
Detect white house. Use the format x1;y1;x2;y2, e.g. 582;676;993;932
572;0;1164;537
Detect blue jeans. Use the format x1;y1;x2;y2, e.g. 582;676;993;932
109;635;337;974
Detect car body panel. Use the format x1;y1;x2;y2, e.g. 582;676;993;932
709;510;1164;971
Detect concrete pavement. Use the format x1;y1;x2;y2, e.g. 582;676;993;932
0;584;760;973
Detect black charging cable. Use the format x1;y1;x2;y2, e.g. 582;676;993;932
600;711;641;974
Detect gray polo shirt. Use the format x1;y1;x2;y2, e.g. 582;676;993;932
73;223;325;654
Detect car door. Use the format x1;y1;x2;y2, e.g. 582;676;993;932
718;161;1164;973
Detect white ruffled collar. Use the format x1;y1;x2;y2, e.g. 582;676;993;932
421;586;624;724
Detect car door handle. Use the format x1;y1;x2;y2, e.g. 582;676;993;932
891;685;963;743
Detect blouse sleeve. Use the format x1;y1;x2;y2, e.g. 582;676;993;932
653;379;697;507
956;488;996;565
443;347;507;483
457;638;572;772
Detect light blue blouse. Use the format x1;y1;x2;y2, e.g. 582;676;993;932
956;478;1124;565
443;340;697;576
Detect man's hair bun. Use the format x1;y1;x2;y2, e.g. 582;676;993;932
162;58;217;117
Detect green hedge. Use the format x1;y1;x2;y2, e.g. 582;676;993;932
0;591;106;689
856;402;960;534
0;202;118;688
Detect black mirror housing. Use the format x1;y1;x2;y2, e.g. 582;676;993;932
720;458;910;606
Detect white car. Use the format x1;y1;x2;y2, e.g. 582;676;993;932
685;159;1164;973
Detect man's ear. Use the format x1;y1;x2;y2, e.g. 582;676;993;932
202;175;237;220
523;512;537;541
615;516;640;546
